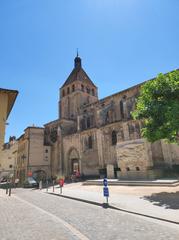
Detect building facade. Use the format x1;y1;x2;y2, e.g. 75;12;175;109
0;137;18;179
0;88;18;151
16;127;51;183
0;88;18;175
43;56;179;179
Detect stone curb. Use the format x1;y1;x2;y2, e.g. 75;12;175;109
82;180;179;187
46;192;179;226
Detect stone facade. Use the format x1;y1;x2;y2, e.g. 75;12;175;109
43;56;179;179
16;127;51;183
0;137;18;177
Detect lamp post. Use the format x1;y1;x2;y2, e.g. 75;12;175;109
21;154;26;183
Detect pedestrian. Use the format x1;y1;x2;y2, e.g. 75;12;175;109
75;170;80;180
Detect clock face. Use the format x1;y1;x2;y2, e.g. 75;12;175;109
50;129;57;143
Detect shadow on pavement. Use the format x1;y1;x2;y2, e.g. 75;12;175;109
142;191;179;209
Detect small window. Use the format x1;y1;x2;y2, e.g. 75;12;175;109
87;117;90;128
126;167;130;171
88;136;93;149
45;149;48;153
62;89;65;97
92;89;95;96
86;87;90;94
72;84;75;92
136;167;140;171
112;130;117;145
67;87;70;94
9;164;13;168
120;100;124;118
81;84;84;91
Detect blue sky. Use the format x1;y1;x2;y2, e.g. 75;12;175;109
1;0;179;141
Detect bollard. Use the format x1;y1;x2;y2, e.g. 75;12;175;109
6;183;8;195
39;180;42;190
46;180;48;192
53;180;55;192
8;184;11;196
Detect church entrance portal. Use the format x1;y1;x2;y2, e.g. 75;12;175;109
71;159;79;173
68;148;80;175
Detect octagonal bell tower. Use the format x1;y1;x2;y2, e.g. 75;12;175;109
59;54;98;120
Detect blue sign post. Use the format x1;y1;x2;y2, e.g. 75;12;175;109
103;178;108;187
103;178;109;206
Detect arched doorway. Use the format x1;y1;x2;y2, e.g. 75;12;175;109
68;148;80;174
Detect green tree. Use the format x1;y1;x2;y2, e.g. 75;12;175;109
132;70;179;143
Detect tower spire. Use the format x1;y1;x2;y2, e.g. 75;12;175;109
76;48;79;57
74;50;81;68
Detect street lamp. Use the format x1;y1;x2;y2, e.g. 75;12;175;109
20;154;26;182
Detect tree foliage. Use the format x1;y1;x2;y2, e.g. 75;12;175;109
132;70;179;143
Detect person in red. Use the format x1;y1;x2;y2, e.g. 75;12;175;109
75;170;80;179
59;179;64;187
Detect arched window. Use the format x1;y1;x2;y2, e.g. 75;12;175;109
87;117;90;128
80;118;86;130
136;167;140;171
88;136;92;149
72;84;75;92
126;167;130;171
67;87;70;94
120;100;124;118
112;130;117;145
105;111;109;123
86;87;90;94
62;89;65;97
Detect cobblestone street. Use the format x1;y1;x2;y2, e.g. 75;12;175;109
0;188;179;240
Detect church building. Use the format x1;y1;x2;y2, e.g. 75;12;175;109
43;55;179;179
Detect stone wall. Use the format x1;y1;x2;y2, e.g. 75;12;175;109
80;130;99;176
116;139;152;179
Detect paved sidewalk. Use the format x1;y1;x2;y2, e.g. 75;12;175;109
44;182;179;223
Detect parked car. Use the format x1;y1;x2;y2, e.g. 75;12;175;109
23;177;38;188
0;177;7;183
